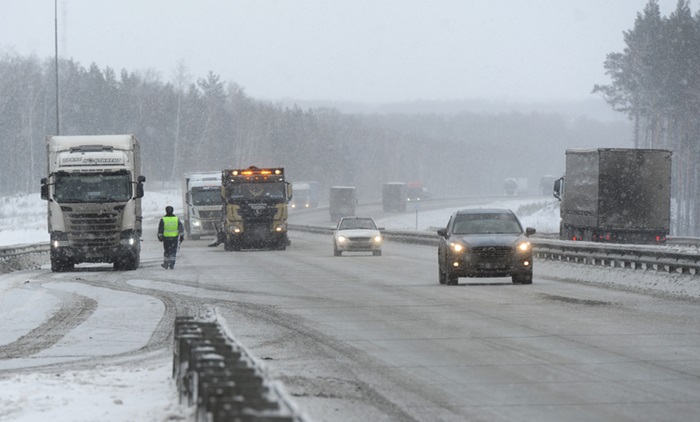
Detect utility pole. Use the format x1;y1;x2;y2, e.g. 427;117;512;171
54;0;60;135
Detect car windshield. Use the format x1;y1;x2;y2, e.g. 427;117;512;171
452;213;522;235
339;219;376;230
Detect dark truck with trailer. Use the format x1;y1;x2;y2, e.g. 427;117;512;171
215;166;292;251
553;148;671;244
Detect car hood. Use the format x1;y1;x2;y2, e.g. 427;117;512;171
335;229;380;237
454;234;526;247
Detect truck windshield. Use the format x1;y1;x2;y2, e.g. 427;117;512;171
191;187;222;206
54;172;132;203
226;183;286;201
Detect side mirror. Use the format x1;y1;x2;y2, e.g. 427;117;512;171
136;185;144;199
40;179;49;201
526;227;536;236
135;175;146;199
553;177;563;201
377;227;385;231
287;183;293;201
437;228;447;237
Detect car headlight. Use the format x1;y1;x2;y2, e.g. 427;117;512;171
337;235;348;243
517;241;532;252
373;234;382;243
450;242;465;252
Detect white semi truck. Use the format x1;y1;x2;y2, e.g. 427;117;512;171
40;135;146;272
181;171;222;239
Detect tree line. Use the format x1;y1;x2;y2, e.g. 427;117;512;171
0;52;636;230
594;0;700;234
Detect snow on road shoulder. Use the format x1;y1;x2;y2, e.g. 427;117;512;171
0;357;192;422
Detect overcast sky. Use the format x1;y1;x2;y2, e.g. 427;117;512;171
0;0;692;103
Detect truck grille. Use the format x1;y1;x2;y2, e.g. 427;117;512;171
199;210;221;219
240;205;278;219
67;212;121;248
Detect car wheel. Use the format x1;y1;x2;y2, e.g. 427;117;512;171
446;270;458;286
512;271;533;285
373;250;381;256
333;243;342;256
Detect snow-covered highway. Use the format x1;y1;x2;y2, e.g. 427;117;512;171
2;196;700;421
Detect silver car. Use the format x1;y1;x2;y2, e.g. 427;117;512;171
333;217;383;256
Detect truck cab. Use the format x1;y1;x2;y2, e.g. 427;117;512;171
182;172;222;240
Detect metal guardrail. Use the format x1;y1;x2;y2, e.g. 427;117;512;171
533;238;700;275
0;243;49;272
289;224;700;276
2;229;699;276
173;316;308;422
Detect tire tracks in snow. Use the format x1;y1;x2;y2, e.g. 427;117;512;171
0;288;97;359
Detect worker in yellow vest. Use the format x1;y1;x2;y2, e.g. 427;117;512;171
157;205;184;269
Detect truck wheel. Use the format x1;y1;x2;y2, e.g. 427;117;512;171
50;253;73;272
438;266;446;285
114;252;139;271
51;257;65;272
226;236;241;251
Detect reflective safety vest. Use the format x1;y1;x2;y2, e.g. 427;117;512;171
162;216;180;237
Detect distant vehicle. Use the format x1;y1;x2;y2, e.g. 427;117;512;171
290;181;320;209
182;171;222;240
382;182;407;212
437;208;536;285
329;186;356;222
333;217;383;256
503;178;518;195
553;148;671;244
407;181;431;202
504;177;528;195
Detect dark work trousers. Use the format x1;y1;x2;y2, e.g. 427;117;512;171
162;237;179;269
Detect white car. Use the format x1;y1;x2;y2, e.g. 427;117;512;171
333;217;383;256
